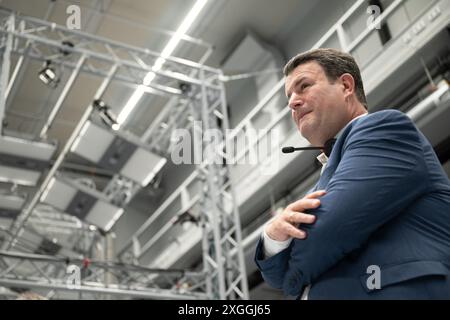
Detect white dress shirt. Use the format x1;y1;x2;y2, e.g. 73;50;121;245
261;113;368;299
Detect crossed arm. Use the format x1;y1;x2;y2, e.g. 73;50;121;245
255;111;429;295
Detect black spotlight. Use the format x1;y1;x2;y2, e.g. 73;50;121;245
38;60;59;88
59;40;75;56
93;99;119;131
179;82;192;95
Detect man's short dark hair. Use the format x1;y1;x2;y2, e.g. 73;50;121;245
283;48;368;110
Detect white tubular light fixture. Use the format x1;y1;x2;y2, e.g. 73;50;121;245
116;0;209;126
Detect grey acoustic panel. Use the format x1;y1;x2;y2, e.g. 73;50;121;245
0;193;24;228
40;178;77;210
98;136;137;172
66;191;97;220
121;148;167;186
0;152;48;171
0;137;55;186
0;135;56;161
40;178;124;231
85;201;124;232
0;164;41;186
70;120;166;186
0;193;25;211
70;121;115;163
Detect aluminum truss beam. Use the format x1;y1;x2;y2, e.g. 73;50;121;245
0;8;220;92
118;71;250;300
0;250;207;299
0;15;13;133
4;1;56;110
196;69;249;299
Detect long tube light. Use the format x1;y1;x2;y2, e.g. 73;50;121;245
116;0;209;126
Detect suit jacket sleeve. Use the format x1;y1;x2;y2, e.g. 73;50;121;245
282;110;430;296
254;237;293;289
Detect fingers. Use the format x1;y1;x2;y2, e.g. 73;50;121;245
265;220;306;241
288;212;316;224
283;222;307;239
287;197;322;212
287;190;326;212
304;190;326;199
266;190;326;241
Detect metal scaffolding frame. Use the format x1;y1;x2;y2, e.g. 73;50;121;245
0;14;13;133
0;9;248;299
196;69;249;299
0;250;207;299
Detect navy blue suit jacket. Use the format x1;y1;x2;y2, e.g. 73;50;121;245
255;110;450;299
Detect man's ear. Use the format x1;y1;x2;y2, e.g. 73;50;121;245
340;73;355;98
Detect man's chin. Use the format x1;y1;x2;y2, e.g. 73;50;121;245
299;128;313;143
300;131;311;143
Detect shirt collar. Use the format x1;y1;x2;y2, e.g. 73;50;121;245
316;112;368;166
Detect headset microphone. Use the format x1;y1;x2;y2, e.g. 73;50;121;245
282;138;336;157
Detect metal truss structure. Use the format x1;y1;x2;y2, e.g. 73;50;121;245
0;7;248;299
0;250;208;299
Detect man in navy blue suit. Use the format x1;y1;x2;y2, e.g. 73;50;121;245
254;48;450;299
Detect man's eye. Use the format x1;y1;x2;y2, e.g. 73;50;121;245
301;83;310;90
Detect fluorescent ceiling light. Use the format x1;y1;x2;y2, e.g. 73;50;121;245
117;0;209;126
104;208;125;232
142;158;167;187
40;177;56;202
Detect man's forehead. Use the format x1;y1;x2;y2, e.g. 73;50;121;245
285;62;323;94
287;61;323;81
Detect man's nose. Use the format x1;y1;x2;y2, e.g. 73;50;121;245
288;93;303;111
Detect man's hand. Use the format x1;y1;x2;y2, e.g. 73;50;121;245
265;190;326;242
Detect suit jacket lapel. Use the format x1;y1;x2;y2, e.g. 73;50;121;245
316;161;335;190
315;121;354;190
